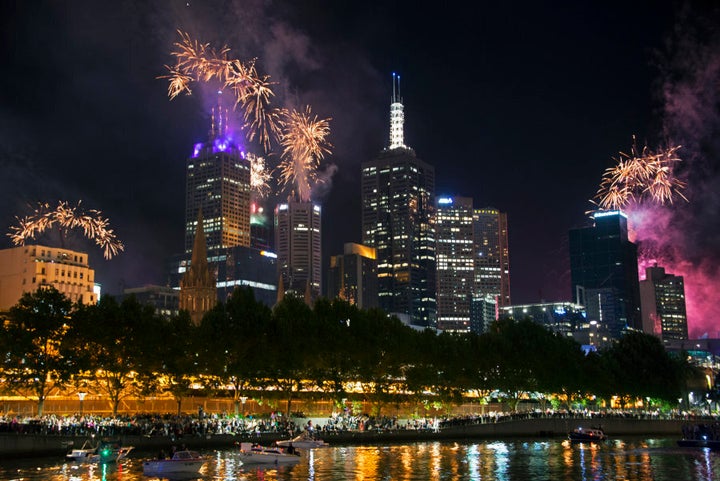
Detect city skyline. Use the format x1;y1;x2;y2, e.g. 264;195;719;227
1;1;719;337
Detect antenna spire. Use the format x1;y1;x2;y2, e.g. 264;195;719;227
389;72;406;149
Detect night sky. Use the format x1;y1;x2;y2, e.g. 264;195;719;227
2;1;718;336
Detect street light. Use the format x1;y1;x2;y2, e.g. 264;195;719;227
78;391;87;415
240;396;248;417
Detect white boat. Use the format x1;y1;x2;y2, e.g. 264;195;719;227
568;426;607;442
143;450;206;476
276;433;329;449
65;440;97;462
237;442;301;465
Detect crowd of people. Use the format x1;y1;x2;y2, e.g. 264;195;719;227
0;408;716;439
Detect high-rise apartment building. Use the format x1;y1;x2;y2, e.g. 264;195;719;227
472;207;511;332
435;197;474;332
327;243;378;310
274;200;322;302
185;99;251;252
569;210;641;339
639;264;688;341
361;74;436;327
0;244;97;310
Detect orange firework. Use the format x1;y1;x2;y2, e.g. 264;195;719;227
160;30;280;150
277;106;332;202
593;138;687;211
8;201;124;259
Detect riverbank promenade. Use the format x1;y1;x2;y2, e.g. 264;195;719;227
0;411;705;459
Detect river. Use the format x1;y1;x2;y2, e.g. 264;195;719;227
1;437;717;480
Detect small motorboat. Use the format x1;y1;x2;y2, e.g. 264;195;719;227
276;433;329;449
568;426;607;442
65;439;97;462
143;450;207;476
237;442;301;465
87;440;134;463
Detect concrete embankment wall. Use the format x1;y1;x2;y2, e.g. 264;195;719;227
0;418;685;459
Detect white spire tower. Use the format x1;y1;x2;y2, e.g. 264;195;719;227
389;72;406;149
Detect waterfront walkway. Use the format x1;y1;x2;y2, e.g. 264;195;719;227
0;411;713;459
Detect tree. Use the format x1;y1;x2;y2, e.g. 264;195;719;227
69;295;161;415
2;287;74;415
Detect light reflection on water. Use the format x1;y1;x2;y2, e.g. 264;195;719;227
1;438;718;481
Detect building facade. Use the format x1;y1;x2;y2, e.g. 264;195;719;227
435;197;474;332
274;201;322;302
327;243;378;310
472;207;511;333
179;211;217;325
361;75;436;327
0;244;97;310
639;264;688;341
569;210;641;339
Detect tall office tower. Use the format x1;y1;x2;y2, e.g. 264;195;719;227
569;210;642;339
185;98;251;252
0;244;97;310
274;201;322;302
639;264;688;341
361;74;436;327
435;197;475;332
471;208;511;333
327;243;378;309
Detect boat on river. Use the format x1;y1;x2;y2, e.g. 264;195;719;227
143;450;207;476
87;439;134;463
65;439;97;462
276;432;329;449
568;427;607;442
236;442;301;465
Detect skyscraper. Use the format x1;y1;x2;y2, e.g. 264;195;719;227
185;98;251;253
327;243;378;310
639;264;688;341
274;200;322;302
435;197;474;332
569;210;641;339
361;74;436;327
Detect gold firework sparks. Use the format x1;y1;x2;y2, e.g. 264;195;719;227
277;106;332;202
8;201;124;260
160;30;279;150
593;138;687;211
247;152;272;197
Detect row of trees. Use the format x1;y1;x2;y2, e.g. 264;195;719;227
0;286;696;417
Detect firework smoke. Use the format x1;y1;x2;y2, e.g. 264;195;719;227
277;106;332;202
160;30;281;150
8;201;124;260
620;8;720;338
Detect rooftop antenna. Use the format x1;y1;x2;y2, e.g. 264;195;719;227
389;72;406;149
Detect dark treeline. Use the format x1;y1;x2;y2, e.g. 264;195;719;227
0;286;695;417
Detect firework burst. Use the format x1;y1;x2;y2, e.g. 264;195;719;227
277;106;332;202
160;30;280;150
247;152;272;197
8;201;124;259
592;138;687;211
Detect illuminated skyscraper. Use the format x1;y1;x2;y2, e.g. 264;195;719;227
361;74;436;327
569;210;641;339
472;208;511;332
327;243;378;310
185;97;251;252
274;200;322;302
435;197;474;332
639;264;688;341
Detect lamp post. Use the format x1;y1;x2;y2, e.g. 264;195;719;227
240;396;248;417
78;391;87;415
